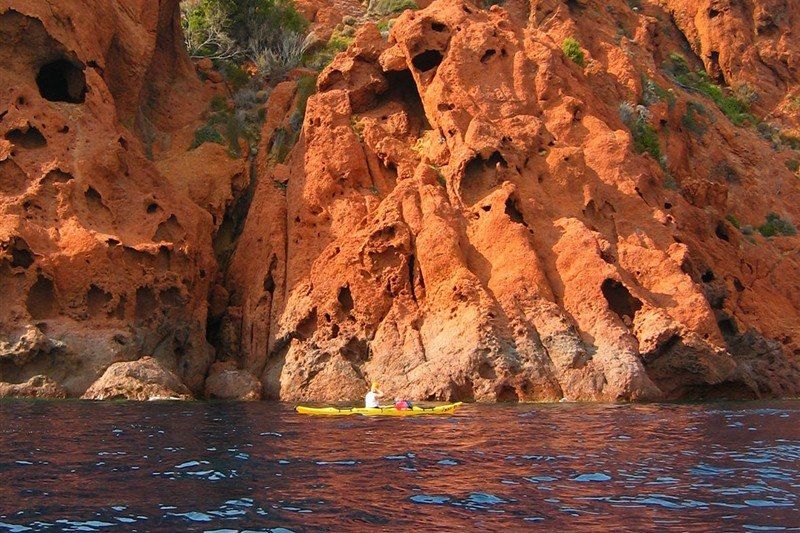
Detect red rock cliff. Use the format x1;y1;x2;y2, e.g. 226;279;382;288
3;0;800;402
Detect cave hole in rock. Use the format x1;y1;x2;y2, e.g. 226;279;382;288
5;126;47;149
412;49;443;72
114;295;127;319
733;278;745;292
718;316;738;338
8;237;34;268
85;186;104;205
408;254;418;302
701;270;715;283
296;308;318;339
341;337;369;364
431;21;446;32
146;202;160;214
601;279;642;322
664;202;672;209
461;153;505;205
26;275;57;319
87;284;112;317
715;221;729;241
497;385;519;402
337;285;354;313
480;49;496;63
134;287;157;320
381;69;425;131
159;287;183;307
504;196;526;226
154;215;182;242
37;59;86;103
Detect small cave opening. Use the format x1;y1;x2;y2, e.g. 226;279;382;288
263;272;275;294
497;385;519;402
431;21;447;32
8;237;34;269
159;287;184;307
718;316;738;338
36;59;87;103
5;126;47;149
154;215;182;242
504;196;527;226
134;286;157;321
87;284;112;317
341;337;369;364
701;270;715;283
715;221;730;242
146;202;161;214
381;69;425;132
601;279;643;322
27;275;57;319
337;285;354;313
412;49;444;72
480;49;496;63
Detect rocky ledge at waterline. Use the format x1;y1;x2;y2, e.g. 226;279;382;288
2;0;800;403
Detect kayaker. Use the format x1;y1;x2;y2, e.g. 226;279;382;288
394;397;413;410
365;381;383;408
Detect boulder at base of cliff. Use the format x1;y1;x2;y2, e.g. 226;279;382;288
0;375;68;399
204;361;262;401
81;357;193;401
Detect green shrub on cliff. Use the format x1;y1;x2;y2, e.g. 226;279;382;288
663;52;754;126
367;0;418;16
562;37;585;67
758;213;797;237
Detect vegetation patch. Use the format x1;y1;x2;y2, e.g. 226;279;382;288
663;53;755;126
758;213;797;237
786;159;800;173
620;102;664;167
269;74;317;163
562;37;585;67
367;0;418;16
681;101;708;136
725;213;740;229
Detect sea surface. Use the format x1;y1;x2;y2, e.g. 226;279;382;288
1;400;800;532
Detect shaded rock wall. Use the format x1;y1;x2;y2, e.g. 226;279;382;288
0;0;218;396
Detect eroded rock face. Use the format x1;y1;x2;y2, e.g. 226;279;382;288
222;0;800;402
204;361;262;401
2;0;799;402
0;375;67;399
0;1;221;397
81;356;193;400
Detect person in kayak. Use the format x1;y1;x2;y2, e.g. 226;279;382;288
365;382;383;408
394;397;413;410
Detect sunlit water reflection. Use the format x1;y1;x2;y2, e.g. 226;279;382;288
2;401;799;531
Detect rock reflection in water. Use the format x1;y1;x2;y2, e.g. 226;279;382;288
1;401;799;531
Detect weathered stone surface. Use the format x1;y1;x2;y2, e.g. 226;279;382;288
2;0;800;403
204;361;262;401
0;0;225;397
81;356;192;400
221;0;800;402
0;375;68;399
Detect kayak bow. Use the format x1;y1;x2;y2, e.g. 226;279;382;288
295;402;463;417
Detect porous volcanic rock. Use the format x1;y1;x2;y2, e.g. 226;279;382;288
0;0;226;397
220;0;800;402
81;356;192;400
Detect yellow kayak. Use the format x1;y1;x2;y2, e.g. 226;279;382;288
296;402;463;417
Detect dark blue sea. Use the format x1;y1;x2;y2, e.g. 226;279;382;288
2;401;799;531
